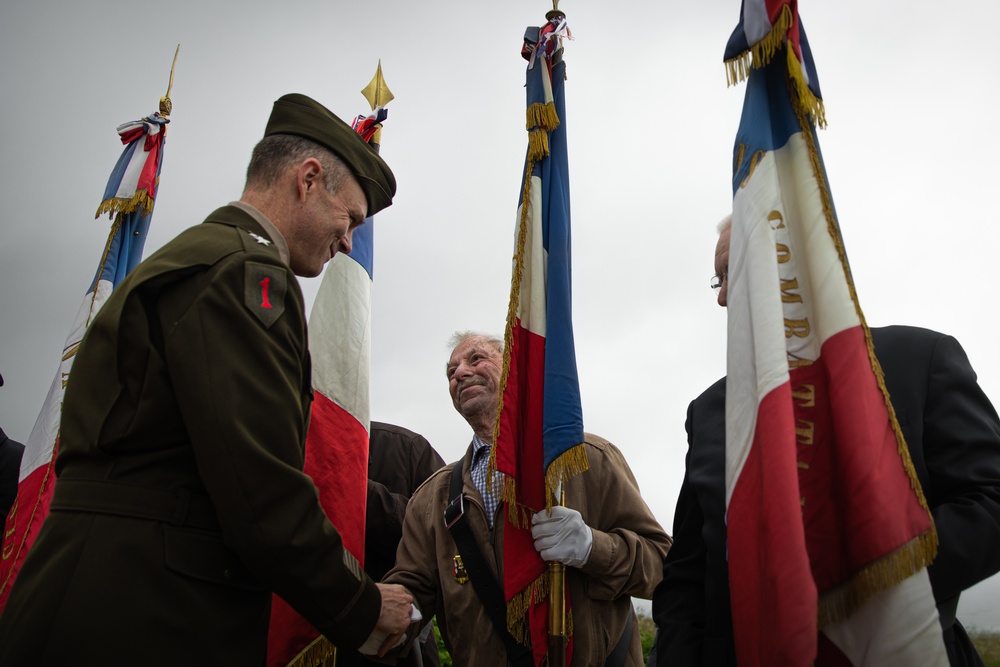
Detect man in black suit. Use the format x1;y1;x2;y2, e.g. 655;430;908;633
652;219;1000;667
0;373;25;523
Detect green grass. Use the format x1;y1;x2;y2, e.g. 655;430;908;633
970;628;1000;667
638;610;656;662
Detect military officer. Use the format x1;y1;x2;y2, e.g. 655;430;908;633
0;94;413;665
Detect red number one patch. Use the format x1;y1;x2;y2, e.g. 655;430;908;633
259;277;273;309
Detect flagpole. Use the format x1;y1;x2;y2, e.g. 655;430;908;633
160;45;180;117
547;485;567;667
542;4;568;665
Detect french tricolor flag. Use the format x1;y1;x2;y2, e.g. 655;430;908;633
0;112;167;611
724;5;947;666
491;16;585;667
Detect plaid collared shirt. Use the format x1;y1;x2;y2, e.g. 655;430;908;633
469;434;501;528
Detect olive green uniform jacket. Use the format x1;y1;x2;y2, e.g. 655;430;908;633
385;433;672;666
0;205;381;665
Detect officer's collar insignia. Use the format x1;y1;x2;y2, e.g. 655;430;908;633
247;231;272;246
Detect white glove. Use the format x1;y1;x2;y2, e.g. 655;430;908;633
530;505;594;567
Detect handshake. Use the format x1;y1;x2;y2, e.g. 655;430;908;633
359;583;421;657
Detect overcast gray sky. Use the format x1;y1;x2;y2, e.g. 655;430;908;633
2;0;998;629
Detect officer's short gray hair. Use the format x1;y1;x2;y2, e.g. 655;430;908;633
245;134;351;195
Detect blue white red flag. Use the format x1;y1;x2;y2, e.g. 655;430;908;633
723;4;946;665
0;111;168;611
489;15;585;666
266;108;383;667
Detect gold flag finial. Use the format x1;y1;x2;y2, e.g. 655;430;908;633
159;45;180;117
546;0;565;20
360;60;394;111
360;61;393;145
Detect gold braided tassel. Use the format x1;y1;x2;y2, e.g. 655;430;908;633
283;636;336;667
94;190;156;220
724;5;794;86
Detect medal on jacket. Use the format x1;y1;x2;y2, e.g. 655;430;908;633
453;555;469;584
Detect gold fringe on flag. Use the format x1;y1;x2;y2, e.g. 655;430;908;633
724;4;794;86
790;63;939;627
544;444;589;510
85;215;124;326
507;572;550;643
525;101;560;162
784;45;826;130
723;6;826;128
0;450;57;598
283;636;336;667
818;534;939;629
502;569;575;645
491;442;590;529
487;148;538;524
94;189;157;220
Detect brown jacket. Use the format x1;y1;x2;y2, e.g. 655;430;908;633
385;433;671;666
0;206;381;665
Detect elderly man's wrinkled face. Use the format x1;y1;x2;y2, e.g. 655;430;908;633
446;337;502;422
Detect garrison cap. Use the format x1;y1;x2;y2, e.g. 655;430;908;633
265;93;396;216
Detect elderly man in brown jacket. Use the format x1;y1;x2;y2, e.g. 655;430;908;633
384;332;671;666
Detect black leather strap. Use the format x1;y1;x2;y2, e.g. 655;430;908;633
445;461;533;667
605;606;633;667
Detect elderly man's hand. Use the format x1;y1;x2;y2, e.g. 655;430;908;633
531;505;594;568
372;583;414;657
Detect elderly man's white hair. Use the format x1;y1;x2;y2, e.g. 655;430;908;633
717;214;732;234
447;331;503;351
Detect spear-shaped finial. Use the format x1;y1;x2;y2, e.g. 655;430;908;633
159;45;180;117
546;0;565;20
361;60;394;110
360;61;393;145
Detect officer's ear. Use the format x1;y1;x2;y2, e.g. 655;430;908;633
295;158;323;202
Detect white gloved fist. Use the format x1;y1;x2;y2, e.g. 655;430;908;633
530;505;594;567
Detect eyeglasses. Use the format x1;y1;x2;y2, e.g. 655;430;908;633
710;272;727;295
